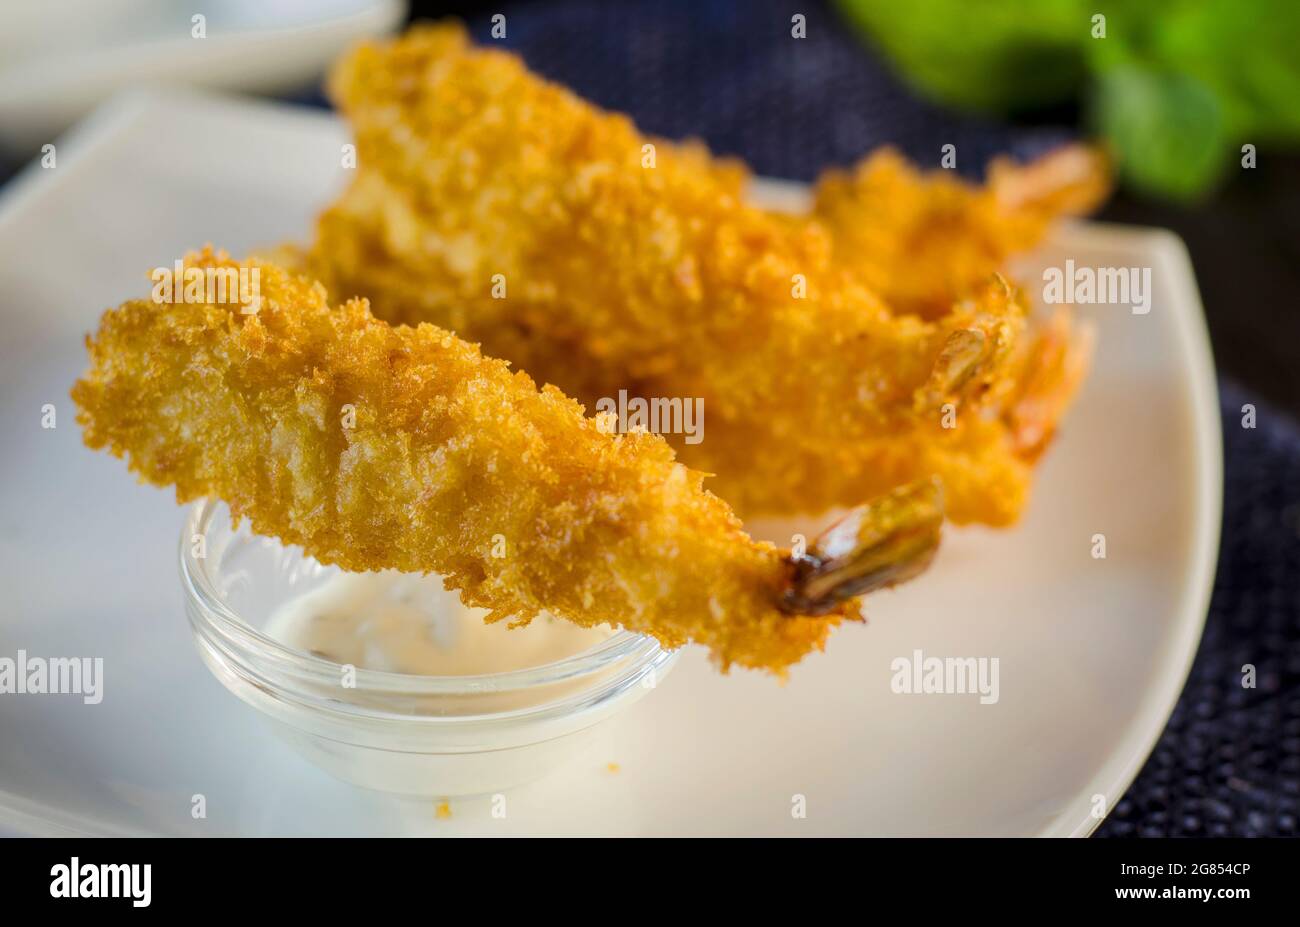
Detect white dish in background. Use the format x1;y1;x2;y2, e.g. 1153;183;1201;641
0;0;406;157
0;90;1220;836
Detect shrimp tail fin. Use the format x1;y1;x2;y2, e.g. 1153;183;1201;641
782;477;944;616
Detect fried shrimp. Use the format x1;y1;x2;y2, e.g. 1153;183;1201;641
285;22;1087;525
812;144;1110;320
71;250;943;674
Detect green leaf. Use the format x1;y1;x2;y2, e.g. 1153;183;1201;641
833;0;1089;113
1147;0;1300;139
1093;64;1227;201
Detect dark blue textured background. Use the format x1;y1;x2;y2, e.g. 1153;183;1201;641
461;0;1078;178
438;0;1298;837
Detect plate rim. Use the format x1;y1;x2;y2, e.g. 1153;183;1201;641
1053;222;1222;836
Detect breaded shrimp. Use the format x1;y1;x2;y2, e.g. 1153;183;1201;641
288;23;1078;524
71;249;942;674
813;145;1110;319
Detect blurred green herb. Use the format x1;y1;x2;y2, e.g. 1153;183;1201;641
834;0;1300;201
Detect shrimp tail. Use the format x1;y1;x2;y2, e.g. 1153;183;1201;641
782;478;944;616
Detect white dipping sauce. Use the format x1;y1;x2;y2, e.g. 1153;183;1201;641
264;571;612;676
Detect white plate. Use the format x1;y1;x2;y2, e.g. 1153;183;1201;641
0;90;1220;836
0;0;406;157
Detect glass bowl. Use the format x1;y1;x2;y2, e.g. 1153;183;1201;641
179;499;678;797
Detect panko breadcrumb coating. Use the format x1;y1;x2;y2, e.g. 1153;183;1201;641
813;144;1110;320
291;23;1094;525
71;250;943;674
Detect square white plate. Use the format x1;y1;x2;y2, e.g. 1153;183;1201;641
0;90;1220;836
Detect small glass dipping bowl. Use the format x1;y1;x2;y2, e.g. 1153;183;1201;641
180;500;678;797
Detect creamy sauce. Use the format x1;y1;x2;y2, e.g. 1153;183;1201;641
264;571;612;676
